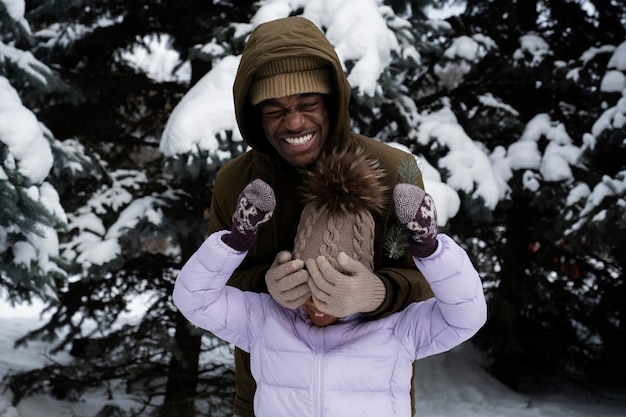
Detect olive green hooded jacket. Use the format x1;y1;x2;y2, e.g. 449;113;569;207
206;16;433;417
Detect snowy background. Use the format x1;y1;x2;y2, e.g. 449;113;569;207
2;0;626;415
3;0;625;283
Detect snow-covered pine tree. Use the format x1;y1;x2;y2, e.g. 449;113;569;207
4;1;245;415
0;3;71;303
556;42;626;386
432;0;626;389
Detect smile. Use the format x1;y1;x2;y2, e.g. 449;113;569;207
314;312;326;318
283;133;313;145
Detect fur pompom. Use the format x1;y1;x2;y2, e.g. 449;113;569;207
302;146;388;216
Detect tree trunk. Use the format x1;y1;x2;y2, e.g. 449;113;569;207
486;208;532;389
159;311;202;417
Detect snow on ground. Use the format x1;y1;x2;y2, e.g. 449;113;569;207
1;298;625;417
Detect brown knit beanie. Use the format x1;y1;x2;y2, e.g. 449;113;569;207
292;146;388;271
249;57;334;105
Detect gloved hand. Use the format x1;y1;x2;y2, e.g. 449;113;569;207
265;251;311;309
306;252;386;317
221;179;276;252
393;183;439;258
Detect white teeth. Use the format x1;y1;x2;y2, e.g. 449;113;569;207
314;313;325;317
283;133;313;145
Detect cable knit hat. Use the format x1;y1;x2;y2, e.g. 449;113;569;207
292;146;388;271
249;57;334;105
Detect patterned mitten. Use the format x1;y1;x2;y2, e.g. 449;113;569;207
393;183;439;258
221;179;276;252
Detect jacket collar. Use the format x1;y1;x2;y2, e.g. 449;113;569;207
296;306;362;326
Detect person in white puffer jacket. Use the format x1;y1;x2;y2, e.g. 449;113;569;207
173;171;487;417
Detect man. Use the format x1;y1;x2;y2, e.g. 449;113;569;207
206;16;434;417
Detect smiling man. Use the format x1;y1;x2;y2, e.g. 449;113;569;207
204;16;435;417
257;91;330;167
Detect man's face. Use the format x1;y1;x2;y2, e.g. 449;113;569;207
259;93;330;167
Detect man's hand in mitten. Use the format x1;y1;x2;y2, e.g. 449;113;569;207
307;252;386;317
221;179;276;252
266;251;311;309
393;183;439;258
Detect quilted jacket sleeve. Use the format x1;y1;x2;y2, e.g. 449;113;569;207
172;231;268;352
395;234;487;359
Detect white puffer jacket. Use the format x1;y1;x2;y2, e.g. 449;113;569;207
173;231;487;417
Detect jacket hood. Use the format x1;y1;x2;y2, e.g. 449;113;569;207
233;16;352;161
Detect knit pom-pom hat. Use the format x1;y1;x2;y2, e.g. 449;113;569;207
249;57;334;105
292;146;388;271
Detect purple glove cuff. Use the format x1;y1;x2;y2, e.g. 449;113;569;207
408;238;438;258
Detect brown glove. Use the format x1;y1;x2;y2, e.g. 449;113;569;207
265;251;311;309
307;252;386;317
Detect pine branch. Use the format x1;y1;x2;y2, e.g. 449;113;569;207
384;222;410;260
397;156;421;185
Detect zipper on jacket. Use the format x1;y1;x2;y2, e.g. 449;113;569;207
313;329;324;417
